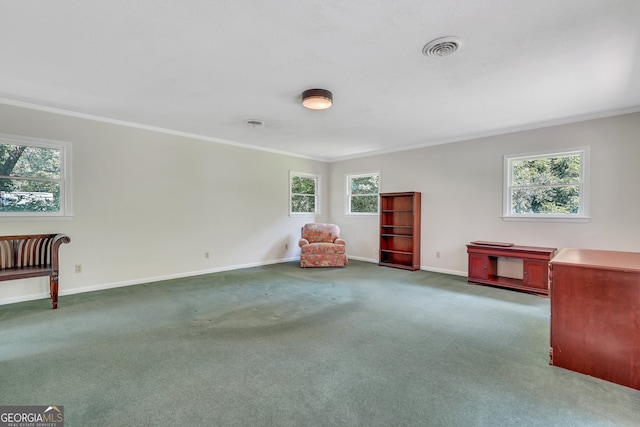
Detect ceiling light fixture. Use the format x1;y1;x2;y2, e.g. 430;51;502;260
302;89;333;110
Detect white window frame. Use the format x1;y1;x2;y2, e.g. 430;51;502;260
503;147;590;222
345;171;380;215
0;133;73;220
289;171;320;216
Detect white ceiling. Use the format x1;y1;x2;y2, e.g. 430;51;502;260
1;1;639;162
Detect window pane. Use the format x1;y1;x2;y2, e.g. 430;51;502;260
511;185;579;214
291;195;315;213
351;175;379;195
512;155;580;186
1;145;61;179
0;178;60;212
291;176;316;195
351;195;378;213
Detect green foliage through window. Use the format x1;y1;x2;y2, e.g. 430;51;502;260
0;143;61;213
506;150;586;217
348;173;379;214
290;174;318;214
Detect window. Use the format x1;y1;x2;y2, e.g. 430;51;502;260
0;134;72;218
503;147;589;221
290;171;319;215
346;172;380;214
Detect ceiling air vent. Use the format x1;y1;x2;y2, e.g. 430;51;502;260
422;36;463;57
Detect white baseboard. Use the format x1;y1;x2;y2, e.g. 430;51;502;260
67;257;301;296
0;293;50;306
421;266;467;277
0;256;466;307
348;256;466;277
347;255;377;263
0;257;299;307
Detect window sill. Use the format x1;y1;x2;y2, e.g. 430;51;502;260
289;213;319;217
0;214;74;222
502;215;590;223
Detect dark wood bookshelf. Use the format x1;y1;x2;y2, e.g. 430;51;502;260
379;192;421;271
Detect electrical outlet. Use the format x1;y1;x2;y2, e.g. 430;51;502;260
285;244;288;250
75;264;82;273
205;252;210;259
436;251;441;258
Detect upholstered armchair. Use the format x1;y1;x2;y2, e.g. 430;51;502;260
298;223;348;268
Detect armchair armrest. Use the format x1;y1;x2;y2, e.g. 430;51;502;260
298;238;310;247
335;238;346;245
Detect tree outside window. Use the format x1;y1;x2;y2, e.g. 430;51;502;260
290;172;319;214
504;148;589;220
347;172;379;214
1;135;70;216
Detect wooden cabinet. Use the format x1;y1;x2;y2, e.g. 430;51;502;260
549;248;640;390
468;253;496;281
523;259;548;289
466;242;556;296
379;192;421;271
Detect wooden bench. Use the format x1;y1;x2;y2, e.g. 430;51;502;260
0;234;71;309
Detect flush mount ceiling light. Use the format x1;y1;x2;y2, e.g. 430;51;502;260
302;89;333;110
422;36;463;57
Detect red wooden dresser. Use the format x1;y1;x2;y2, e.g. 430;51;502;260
549;248;640;390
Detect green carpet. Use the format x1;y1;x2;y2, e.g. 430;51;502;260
1;260;638;426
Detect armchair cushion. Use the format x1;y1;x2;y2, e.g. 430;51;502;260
301;223;342;243
301;242;346;255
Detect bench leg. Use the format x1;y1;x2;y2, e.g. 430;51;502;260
49;274;59;309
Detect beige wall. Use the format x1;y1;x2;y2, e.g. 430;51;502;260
329;112;640;275
2;104;639;305
0;104;329;304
